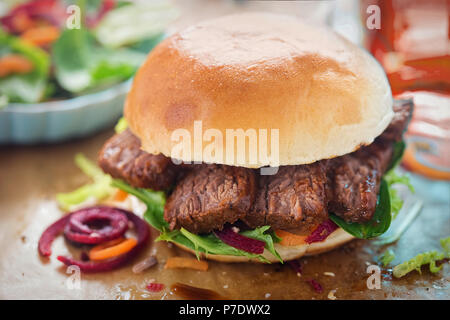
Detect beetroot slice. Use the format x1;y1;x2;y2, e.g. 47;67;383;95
86;0;115;28
288;260;302;275
38;213;72;257
64;206;128;244
57;209;150;273
146;283;165;293
306;279;323;293
305;219;338;244
215;226;265;254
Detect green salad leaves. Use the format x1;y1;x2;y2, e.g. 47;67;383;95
378;249;396;267
52;27;147;93
0;29;50;103
56;153;114;211
95;2;178;48
1;1;175;104
384;169;415;219
392;237;450;278
114;117;128;134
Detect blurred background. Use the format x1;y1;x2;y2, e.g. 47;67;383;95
0;0;449;181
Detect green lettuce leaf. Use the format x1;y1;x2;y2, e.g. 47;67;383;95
393;236;450;278
111;178;168;231
393;251;444;278
114;117;128;133
95;1;178;48
330;179;391;239
179;228;267;263
0;29;50;103
91;61;135;85
56;153;114;211
384;170;414;219
241;226;282;263
440;236;450;258
52;27;146;93
378;249;395;267
384;170;414;192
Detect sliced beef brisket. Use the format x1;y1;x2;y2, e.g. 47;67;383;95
98;129;179;190
326;140;393;222
243;163;328;233
163;164;257;234
379;99;413;142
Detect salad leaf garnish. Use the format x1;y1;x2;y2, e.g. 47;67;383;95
441;236;450;258
330;179;391;239
241;226;283;263
384;170;414;219
384;170;414;193
56;153;114;211
0;29;50;103
114;117;128;133
378;249;395;267
95;1;178;48
389;236;449;278
393;251;444;278
52;27;146;93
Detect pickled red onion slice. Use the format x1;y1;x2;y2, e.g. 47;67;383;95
64;206;128;244
305;220;338;244
38;214;72;257
215;226;265;254
57;209;150;273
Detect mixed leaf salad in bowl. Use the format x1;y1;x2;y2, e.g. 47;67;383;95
0;0;178;106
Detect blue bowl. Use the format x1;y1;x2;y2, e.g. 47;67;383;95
0;80;131;144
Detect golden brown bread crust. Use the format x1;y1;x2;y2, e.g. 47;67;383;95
125;12;393;167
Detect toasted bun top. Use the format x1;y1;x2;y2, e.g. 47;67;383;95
125;13;393;167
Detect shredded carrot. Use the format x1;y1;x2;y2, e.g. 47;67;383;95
275;230;308;246
165;257;209;271
91;237;125;251
89;237;137;261
21;25;60;47
0;54;34;77
113;189;129;202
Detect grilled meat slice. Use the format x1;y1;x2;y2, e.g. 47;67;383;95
243;163;329;233
326;141;393;222
164;164;257;234
98;129;179;190
380;99;413;142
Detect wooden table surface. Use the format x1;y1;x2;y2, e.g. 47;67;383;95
0;0;449;300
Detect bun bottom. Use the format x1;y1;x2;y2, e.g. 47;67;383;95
172;228;354;263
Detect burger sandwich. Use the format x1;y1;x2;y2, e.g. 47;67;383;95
96;13;413;263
